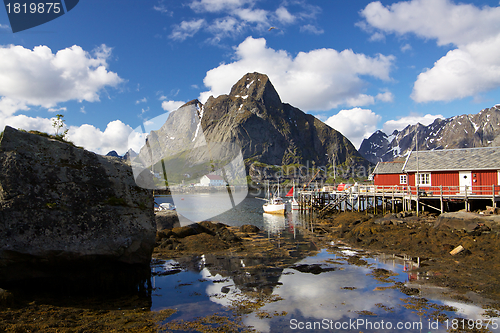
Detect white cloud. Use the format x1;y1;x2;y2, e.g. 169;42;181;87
383;113;444;134
275;6;295;24
181;0;320;41
0;97;29;115
360;0;500;102
300;24;324;35
0;115;53;134
346;91;392;107
401;43;412;52
0;116;142;156
0;24;9;30
360;0;500;46
233;8;268;24
153;1;170;14
369;31;385;42
135;97;147;104
376;90;394;102
67;120;138;155
207;16;247;39
412;35;500;102
169;19;206;41
161;100;186;112
325;108;381;149
0;44;122;117
199;37;394;111
189;0;254;13
48;107;67;113
346;94;375;107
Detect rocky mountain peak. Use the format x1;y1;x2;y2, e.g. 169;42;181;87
229;72;282;108
181;99;202;109
359;104;500;163
135;72;370;180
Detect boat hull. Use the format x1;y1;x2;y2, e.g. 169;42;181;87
263;204;285;214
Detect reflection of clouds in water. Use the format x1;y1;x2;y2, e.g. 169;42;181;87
190;249;495;333
341;249;358;256
242;256;406;332
201;267;245;307
442;300;497;323
247;317;272;333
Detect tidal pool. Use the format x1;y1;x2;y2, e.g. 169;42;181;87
151;243;500;332
152;195;500;332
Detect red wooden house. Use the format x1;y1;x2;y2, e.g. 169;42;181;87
373;147;500;195
372;161;407;187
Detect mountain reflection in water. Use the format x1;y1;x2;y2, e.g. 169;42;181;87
153;196;500;332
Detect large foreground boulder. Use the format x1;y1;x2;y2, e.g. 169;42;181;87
0;127;155;288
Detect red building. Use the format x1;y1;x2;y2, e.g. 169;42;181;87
373;147;500;195
372;161;406;187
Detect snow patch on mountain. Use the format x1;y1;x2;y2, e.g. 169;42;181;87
359;105;500;163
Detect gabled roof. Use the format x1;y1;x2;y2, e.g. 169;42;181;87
404;147;500;172
205;174;224;180
373;161;405;174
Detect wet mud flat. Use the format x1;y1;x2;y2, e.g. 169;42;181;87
313;210;500;303
152;217;500;332
0;222;314;333
2;213;500;332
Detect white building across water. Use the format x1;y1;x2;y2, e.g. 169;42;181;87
199;174;227;186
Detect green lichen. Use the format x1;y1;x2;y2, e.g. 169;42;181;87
104;196;128;206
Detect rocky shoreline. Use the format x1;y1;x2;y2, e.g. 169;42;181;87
313;210;500;301
151;209;500;302
2;208;500;331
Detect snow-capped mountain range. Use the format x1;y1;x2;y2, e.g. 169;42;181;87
359;105;500;164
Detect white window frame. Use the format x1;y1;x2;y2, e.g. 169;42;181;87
399;174;407;185
417;173;431;186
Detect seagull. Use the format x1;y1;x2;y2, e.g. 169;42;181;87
268;26;278;31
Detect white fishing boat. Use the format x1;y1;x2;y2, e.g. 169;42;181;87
263;181;285;214
263;196;285;214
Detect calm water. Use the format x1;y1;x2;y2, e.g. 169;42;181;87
153;194;500;332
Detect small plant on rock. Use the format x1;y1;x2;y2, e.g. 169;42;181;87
52;114;68;140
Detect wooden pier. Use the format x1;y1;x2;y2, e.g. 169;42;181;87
297;184;500;215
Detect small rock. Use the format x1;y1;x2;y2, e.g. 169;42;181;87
239;225;261;233
291;264;335;275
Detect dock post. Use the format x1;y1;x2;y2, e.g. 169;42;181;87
373;190;376;215
440;185;444;213
408;187;412;212
350;186;353;212
416;185;420;217
382;190;385;215
492;184;495;208
391;187;395;213
465;185;468;211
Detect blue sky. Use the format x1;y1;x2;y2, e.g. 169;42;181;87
1;0;500;154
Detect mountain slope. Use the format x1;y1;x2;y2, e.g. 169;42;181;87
135;72;370;183
201;72;366;167
359;105;500;163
